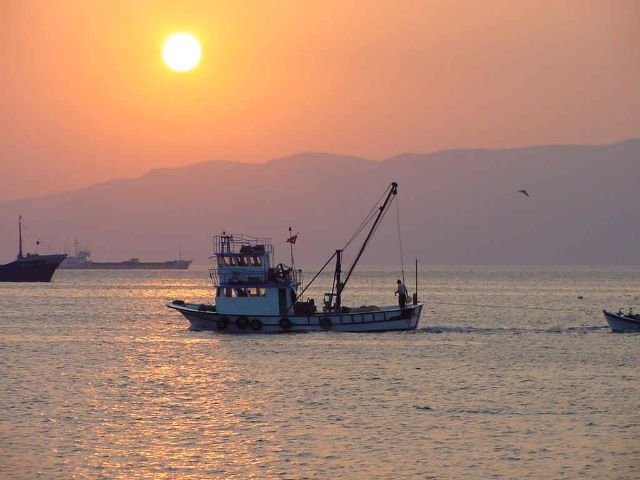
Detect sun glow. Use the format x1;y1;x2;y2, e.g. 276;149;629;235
162;33;201;72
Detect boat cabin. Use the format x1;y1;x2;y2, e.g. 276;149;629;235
210;233;303;316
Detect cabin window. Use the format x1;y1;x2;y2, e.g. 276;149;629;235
215;287;221;297
236;256;249;266
220;256;236;266
223;287;262;298
250;256;262;266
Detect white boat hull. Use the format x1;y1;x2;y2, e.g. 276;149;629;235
167;302;423;333
603;310;640;332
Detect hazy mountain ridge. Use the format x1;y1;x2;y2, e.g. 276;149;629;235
1;139;639;265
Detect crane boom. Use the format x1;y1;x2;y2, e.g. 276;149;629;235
334;182;398;309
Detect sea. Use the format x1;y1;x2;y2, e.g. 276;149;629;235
1;265;638;479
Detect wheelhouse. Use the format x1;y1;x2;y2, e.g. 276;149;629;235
209;233;302;316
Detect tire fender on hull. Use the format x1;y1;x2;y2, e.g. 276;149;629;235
250;319;262;331
217;317;229;331
236;316;249;330
319;317;332;330
279;317;292;331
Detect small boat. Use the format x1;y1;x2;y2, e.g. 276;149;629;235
603;309;640;332
167;182;423;333
0;216;67;282
59;239;191;269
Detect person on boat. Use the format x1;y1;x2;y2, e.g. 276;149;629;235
395;279;408;309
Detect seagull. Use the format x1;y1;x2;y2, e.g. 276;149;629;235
518;189;529;197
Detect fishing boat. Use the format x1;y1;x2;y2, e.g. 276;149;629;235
603;309;640;332
167;182;423;333
0;216;67;282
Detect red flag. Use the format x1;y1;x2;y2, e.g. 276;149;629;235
286;234;298;245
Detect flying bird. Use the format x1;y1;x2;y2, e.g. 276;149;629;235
518;189;529;197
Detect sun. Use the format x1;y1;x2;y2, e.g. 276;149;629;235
162;33;202;72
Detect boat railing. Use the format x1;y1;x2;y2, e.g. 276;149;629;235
213;234;274;255
209;267;302;286
209;268;219;285
290;268;302;285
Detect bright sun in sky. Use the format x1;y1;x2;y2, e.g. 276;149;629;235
162;33;201;72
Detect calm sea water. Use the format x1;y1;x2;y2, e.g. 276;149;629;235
1;265;638;479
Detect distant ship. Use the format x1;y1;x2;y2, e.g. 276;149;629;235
59;240;191;270
0;216;67;282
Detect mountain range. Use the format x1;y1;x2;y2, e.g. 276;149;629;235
1;139;639;265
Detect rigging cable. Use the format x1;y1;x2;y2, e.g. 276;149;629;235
292;183;396;305
342;184;392;250
396;195;405;283
290;250;338;303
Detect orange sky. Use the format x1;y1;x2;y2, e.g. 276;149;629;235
1;0;639;200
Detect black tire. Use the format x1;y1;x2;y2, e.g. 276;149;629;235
279;317;292;331
236;316;249;330
198;303;208;311
319;317;332;330
172;299;185;306
217;317;229;330
250;319;262;331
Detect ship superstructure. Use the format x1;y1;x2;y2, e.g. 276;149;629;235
208;234;302;319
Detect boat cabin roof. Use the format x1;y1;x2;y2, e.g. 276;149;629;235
213;233;273;256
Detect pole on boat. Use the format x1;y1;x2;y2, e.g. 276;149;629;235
288;227;295;269
18;215;23;259
413;258;418;305
333;250;342;311
335;182;398;309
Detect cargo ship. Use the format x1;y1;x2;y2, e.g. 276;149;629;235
59;240;191;270
0;216;67;282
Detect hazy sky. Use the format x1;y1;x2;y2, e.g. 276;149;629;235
1;0;639;200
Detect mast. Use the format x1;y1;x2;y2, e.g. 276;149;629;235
18;215;23;259
414;258;418;305
288;227;294;269
333;250;342;311
334;182;398;309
